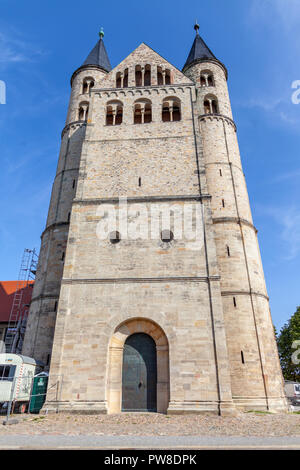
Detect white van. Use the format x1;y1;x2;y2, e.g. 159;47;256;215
0;353;37;413
284;381;300;406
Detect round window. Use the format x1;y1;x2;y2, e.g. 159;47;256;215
161;230;174;243
109;231;121;244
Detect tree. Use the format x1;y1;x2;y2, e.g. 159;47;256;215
277;306;300;381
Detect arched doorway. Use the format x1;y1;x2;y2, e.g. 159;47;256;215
107;318;169;414
122;333;157;412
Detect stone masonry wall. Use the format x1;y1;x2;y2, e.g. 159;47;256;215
23;65;109;365
184;60;286;411
45;46;235;414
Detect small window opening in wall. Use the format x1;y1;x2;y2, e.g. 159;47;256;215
161;230;174;243
227;245;230;257
109;231;121;244
54;301;58;312
241;351;245;364
61;252;65;261
138;177;141;187
144;65;151;86
219;169;222;176
233;297;237;307
67;212;71;223
46;354;51;366
72;179;76;189
83;81;89;94
222;199;225;208
123;69;128;88
165;69;171;85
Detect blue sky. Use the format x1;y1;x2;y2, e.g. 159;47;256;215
0;0;299;331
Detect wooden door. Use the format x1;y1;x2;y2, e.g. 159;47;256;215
122;333;157;412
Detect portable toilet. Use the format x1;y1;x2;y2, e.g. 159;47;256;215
29;372;49;414
0;353;37;413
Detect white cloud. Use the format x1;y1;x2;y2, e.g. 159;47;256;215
249;0;300;30
271;169;300;183
261;206;300;260
0;31;46;65
237;95;300;131
270;0;300;30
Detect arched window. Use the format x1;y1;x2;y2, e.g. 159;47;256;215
106;100;123;126
135;65;151;86
204;100;210;114
157;66;163;85
82;77;95;94
134;99;152;124
162;97;181;122
207;75;214;86
116;69;128;88
144;65;151;86
200;71;214;87
116;72;122;88
203;95;219;114
157;67;172;85
83;81;89;94
135;65;142;87
212;99;218;113
165;69;171;85
123;68;128;88
78;101;89;121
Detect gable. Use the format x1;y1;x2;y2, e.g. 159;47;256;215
99;43;193;88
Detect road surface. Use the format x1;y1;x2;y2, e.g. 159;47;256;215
0;435;299;449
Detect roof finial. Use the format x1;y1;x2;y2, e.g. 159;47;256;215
99;27;104;39
194;21;200;35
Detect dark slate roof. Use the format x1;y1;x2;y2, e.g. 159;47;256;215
183;32;218;70
83;37;112;72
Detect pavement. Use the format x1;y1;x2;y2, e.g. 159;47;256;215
0;435;299;449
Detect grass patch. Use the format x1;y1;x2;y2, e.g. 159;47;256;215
245;410;273;415
31;415;46;421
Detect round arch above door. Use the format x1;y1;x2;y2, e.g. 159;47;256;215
107;318;170;414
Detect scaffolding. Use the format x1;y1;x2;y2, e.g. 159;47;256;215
4;248;38;354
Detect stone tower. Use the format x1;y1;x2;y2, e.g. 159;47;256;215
22;32;112;365
23;26;287;414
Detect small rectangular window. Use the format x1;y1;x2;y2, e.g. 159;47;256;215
138;177;141;187
233;297;237;307
61;252;65;261
227;246;230;257
72;180;76;189
241;351;245;364
222;199;225;208
219;169;222;176
54;301;58;312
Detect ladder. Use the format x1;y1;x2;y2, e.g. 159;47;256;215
5;248;38;354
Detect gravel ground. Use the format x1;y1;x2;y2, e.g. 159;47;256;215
1;412;300;437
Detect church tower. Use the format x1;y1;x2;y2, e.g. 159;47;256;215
183;24;287;411
23;26;287;414
23;32;112;365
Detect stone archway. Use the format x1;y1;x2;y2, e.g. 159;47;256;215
107;318;170;414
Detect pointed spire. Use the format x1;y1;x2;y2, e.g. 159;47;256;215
183;23;220;71
82;28;112;72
